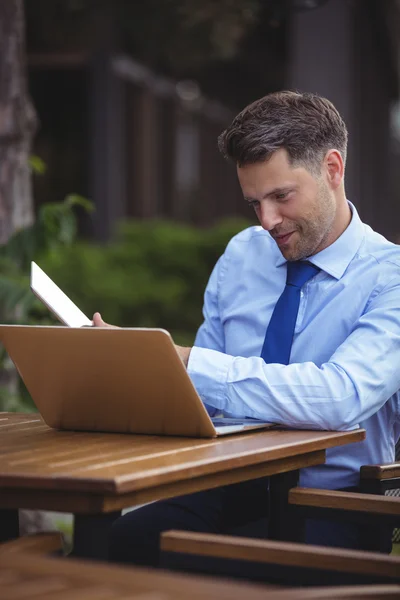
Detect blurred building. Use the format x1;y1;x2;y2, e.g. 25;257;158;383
288;0;400;241
26;0;400;241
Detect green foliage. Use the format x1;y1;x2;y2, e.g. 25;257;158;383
0;195;93;411
0;380;35;413
0;210;250;412
39;217;251;346
0;194;94;274
29;155;47;175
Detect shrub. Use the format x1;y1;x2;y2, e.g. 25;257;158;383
39;217;251;345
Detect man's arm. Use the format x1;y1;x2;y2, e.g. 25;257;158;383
188;276;400;431
175;257;226;415
175;345;191;367
92;312;193;366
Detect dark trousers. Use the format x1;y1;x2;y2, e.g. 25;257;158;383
108;477;393;567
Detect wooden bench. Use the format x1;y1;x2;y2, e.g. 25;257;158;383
1;551;400;600
161;530;400;586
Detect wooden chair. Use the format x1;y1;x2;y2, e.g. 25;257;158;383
160;457;400;585
359;462;400;495
161;529;400;587
361;460;400;545
288;462;400;551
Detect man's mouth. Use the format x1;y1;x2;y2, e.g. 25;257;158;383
273;231;294;246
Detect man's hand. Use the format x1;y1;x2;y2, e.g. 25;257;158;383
92;314;190;366
92;312;119;328
175;345;192;368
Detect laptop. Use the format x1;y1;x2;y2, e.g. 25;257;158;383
0;265;275;438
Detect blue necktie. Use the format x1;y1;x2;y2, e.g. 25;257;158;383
261;261;320;365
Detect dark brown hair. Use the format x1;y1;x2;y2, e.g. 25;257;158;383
218;91;348;173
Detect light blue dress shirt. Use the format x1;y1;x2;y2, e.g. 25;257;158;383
187;203;400;490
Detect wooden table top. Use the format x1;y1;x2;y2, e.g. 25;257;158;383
0;413;365;513
0;552;399;600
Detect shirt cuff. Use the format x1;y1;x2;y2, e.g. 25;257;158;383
187;346;233;410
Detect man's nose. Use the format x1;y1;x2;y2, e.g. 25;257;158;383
258;202;283;231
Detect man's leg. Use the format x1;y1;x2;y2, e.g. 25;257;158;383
304;485;393;553
108;477;269;566
305;518;393;553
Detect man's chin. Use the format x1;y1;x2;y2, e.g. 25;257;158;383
280;245;308;262
279;245;297;261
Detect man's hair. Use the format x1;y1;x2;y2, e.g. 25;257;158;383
218;91;348;173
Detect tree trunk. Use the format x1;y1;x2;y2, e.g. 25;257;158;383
0;0;36;393
0;1;52;537
0;0;36;244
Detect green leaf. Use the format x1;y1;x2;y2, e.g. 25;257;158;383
29;155;47;175
64;194;94;213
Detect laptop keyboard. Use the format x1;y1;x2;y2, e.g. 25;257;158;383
211;418;262;427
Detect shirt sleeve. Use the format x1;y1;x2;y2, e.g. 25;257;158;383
191;256;226;417
188;275;400;431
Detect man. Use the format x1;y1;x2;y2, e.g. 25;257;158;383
93;91;400;564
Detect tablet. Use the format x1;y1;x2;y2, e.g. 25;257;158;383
30;261;92;327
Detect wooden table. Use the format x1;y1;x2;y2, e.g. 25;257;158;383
0;413;365;559
1;552;399;600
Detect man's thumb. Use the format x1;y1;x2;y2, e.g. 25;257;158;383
92;312;104;326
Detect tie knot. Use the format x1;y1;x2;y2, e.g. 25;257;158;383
286;261;320;288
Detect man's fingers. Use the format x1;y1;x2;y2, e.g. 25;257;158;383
92;312;105;326
92;312;118;328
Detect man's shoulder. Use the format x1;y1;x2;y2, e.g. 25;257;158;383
362;224;400;270
225;225;272;250
219;226;276;273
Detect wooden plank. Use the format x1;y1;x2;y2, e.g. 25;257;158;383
4;575;69;597
0;451;325;514
0;532;63;555
2;551;400;599
360;463;400;481
0;552;277;600
160;530;400;579
289;487;400;515
102;450;325;512
0;414;365;496
263;586;400;599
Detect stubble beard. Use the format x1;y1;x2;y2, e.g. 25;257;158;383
285;182;336;261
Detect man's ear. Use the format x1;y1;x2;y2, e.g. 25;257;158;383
324;149;344;189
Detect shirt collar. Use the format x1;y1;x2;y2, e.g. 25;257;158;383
274;201;365;280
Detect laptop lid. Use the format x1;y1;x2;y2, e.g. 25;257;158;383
26;264;274;437
0;325;222;438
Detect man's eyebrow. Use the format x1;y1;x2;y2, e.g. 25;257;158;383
244;186;293;202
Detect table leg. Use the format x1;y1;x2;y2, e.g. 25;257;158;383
72;511;121;560
268;469;304;542
0;508;19;542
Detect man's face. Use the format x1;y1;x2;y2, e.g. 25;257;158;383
237;148;337;261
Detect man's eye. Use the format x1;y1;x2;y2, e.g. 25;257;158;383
275;192;289;201
248;201;260;209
